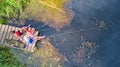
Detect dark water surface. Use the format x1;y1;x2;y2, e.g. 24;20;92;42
70;0;120;67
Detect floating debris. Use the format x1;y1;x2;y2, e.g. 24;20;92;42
93;17;107;30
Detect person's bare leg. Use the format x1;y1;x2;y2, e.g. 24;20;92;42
31;43;35;52
30;38;39;52
39;35;46;39
34;36;45;40
28;45;32;51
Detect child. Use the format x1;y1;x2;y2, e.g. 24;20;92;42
23;35;45;52
10;30;23;40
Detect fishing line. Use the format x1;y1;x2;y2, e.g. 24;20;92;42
48;27;96;38
35;23;51;30
35;24;48;30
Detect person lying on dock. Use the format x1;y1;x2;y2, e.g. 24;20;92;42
20;24;35;35
26;27;35;36
10;25;35;40
10;25;46;52
23;35;46;52
11;30;23;40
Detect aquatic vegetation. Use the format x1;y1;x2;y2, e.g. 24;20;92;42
0;0;29;24
0;45;25;67
72;41;98;66
32;39;67;67
9;39;66;67
0;0;73;30
21;0;73;31
93;17;106;30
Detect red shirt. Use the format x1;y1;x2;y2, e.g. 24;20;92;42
15;31;21;37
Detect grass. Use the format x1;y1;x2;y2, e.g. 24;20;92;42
0;0;29;24
6;39;66;67
0;45;25;67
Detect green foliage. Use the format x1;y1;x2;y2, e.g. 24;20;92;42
0;0;29;24
0;18;5;24
0;46;25;67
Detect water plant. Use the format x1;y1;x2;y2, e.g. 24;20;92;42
21;0;73;31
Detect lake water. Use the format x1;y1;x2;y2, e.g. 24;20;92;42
51;0;120;67
10;0;120;67
69;0;120;67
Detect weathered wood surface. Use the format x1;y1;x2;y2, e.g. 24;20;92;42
0;24;39;49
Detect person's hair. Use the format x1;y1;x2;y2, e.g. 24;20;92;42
10;30;15;34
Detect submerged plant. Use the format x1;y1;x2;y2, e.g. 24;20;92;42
32;39;67;67
72;41;98;66
11;39;66;67
21;0;73;31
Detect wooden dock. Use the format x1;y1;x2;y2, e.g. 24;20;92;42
0;24;39;48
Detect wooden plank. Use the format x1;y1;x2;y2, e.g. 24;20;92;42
1;25;9;44
0;25;5;44
6;26;12;39
8;26;13;39
15;27;20;31
9;27;15;39
3;25;9;44
4;26;10;46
